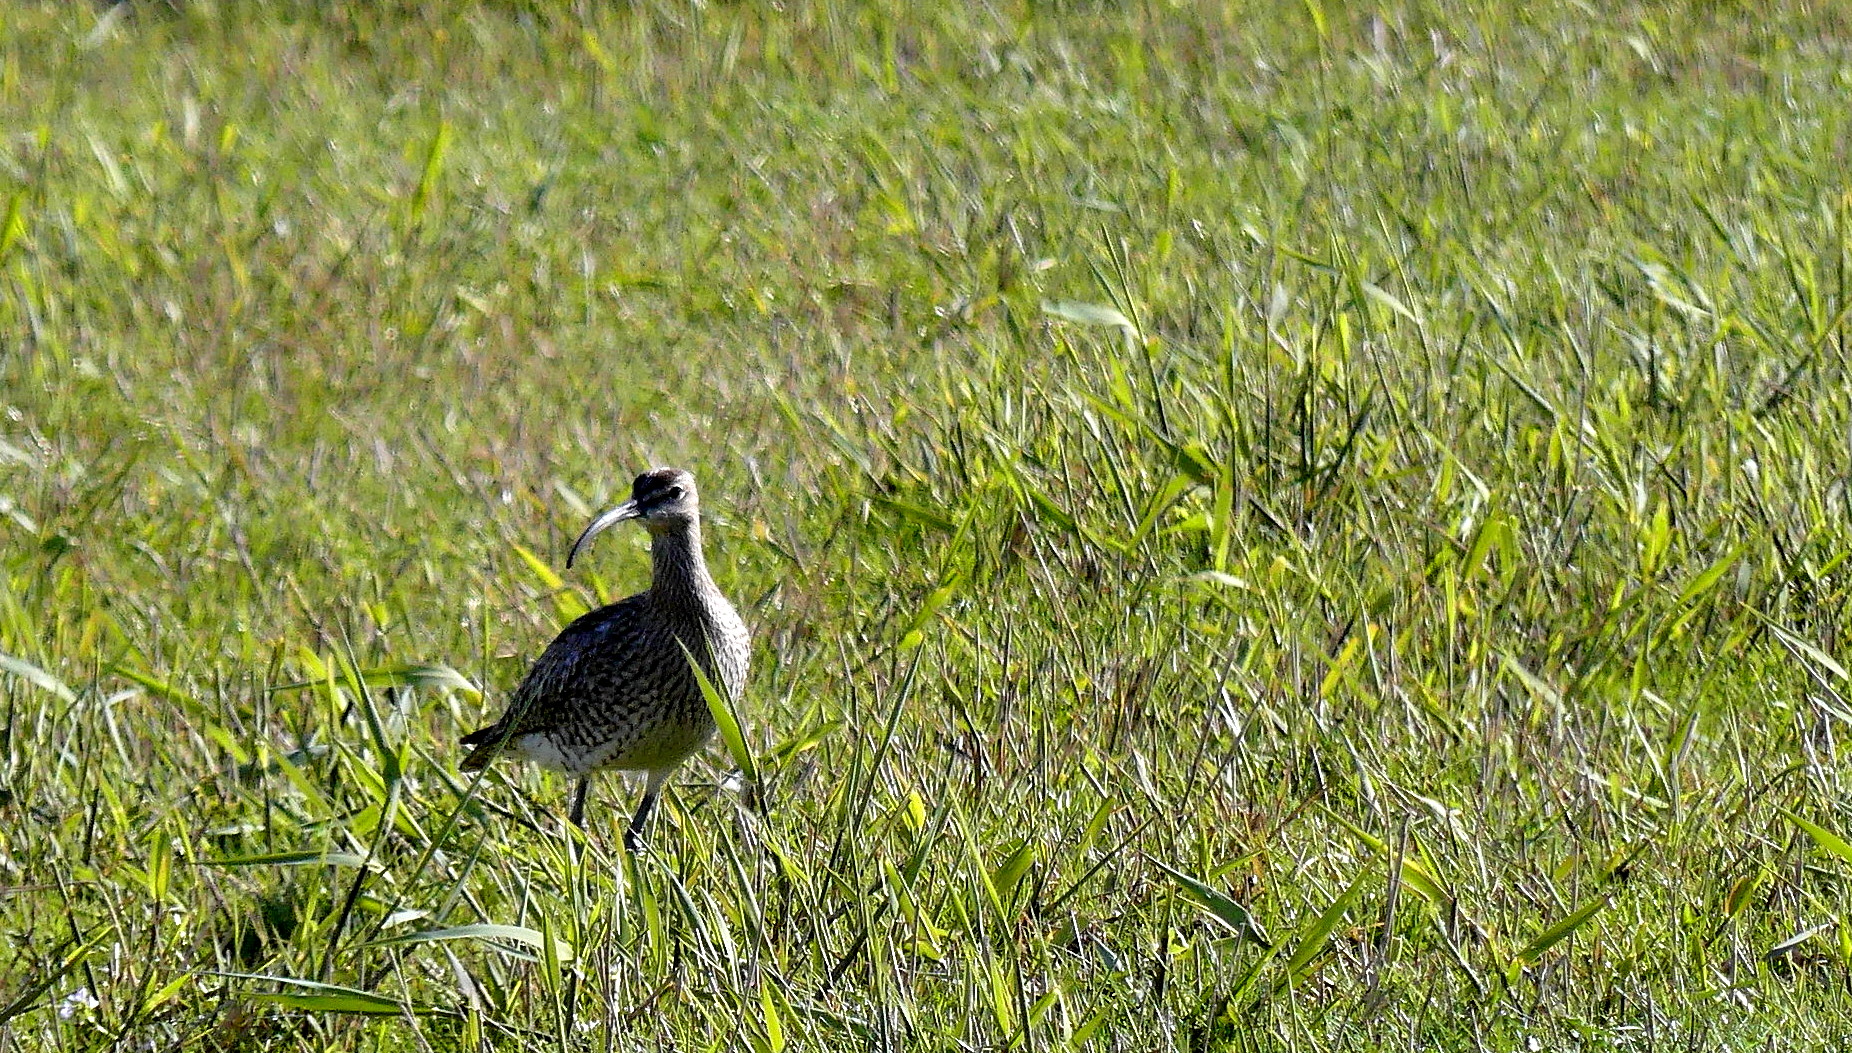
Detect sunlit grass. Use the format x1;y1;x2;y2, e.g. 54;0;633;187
4;0;1852;1048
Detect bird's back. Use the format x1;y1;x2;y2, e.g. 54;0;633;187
460;591;743;775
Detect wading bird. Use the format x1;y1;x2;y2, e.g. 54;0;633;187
460;468;749;851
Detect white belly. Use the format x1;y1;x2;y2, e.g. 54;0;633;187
509;720;715;776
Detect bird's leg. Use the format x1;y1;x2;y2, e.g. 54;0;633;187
622;796;654;853
568;777;590;827
623;769;671;852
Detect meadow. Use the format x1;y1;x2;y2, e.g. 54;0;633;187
3;0;1852;1048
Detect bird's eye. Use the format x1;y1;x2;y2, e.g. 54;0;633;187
666;485;685;499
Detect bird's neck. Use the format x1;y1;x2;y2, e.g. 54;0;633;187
649;522;718;613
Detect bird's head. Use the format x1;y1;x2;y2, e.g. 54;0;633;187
567;467;700;567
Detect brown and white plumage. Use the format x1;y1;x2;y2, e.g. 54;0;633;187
460;468;749;850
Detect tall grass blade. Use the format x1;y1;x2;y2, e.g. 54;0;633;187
684;641;758;791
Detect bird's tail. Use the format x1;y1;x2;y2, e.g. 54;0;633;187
458;724;503;771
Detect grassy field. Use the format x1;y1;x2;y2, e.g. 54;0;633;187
4;0;1852;1048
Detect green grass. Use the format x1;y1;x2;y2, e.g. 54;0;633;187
4;0;1852;1048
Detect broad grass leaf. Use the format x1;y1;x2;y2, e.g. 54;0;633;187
759;982;787;1053
515;542;590;621
0;191;25;260
1302;0;1328;38
991;840;1037;902
409;121;451;224
0;653;74;702
1153;860;1271;945
1188;570;1251;590
513;542;564;590
1780;810;1852;865
368;922;574;962
139;973;192;1017
769;719;840;763
1499;654;1562;709
205;850;373;870
872;494;957;533
266;663;479;698
1020;482;1079;536
1515;894;1609;965
1724;870;1764;917
113;664;199;707
0;933;105;1026
341;648;404;785
1765;623;1849;682
357;663;479;697
1282;873;1367;980
1042;300;1133;330
1768;922;1834;960
899;573;961;650
1323;810;1453;907
1131;474;1201;548
1234;876;1358;1007
220;974;450;1016
1361;281;1420;325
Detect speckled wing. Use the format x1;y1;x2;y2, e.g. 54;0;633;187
458;596;649;769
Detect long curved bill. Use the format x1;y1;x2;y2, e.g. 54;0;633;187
567;500;640;568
